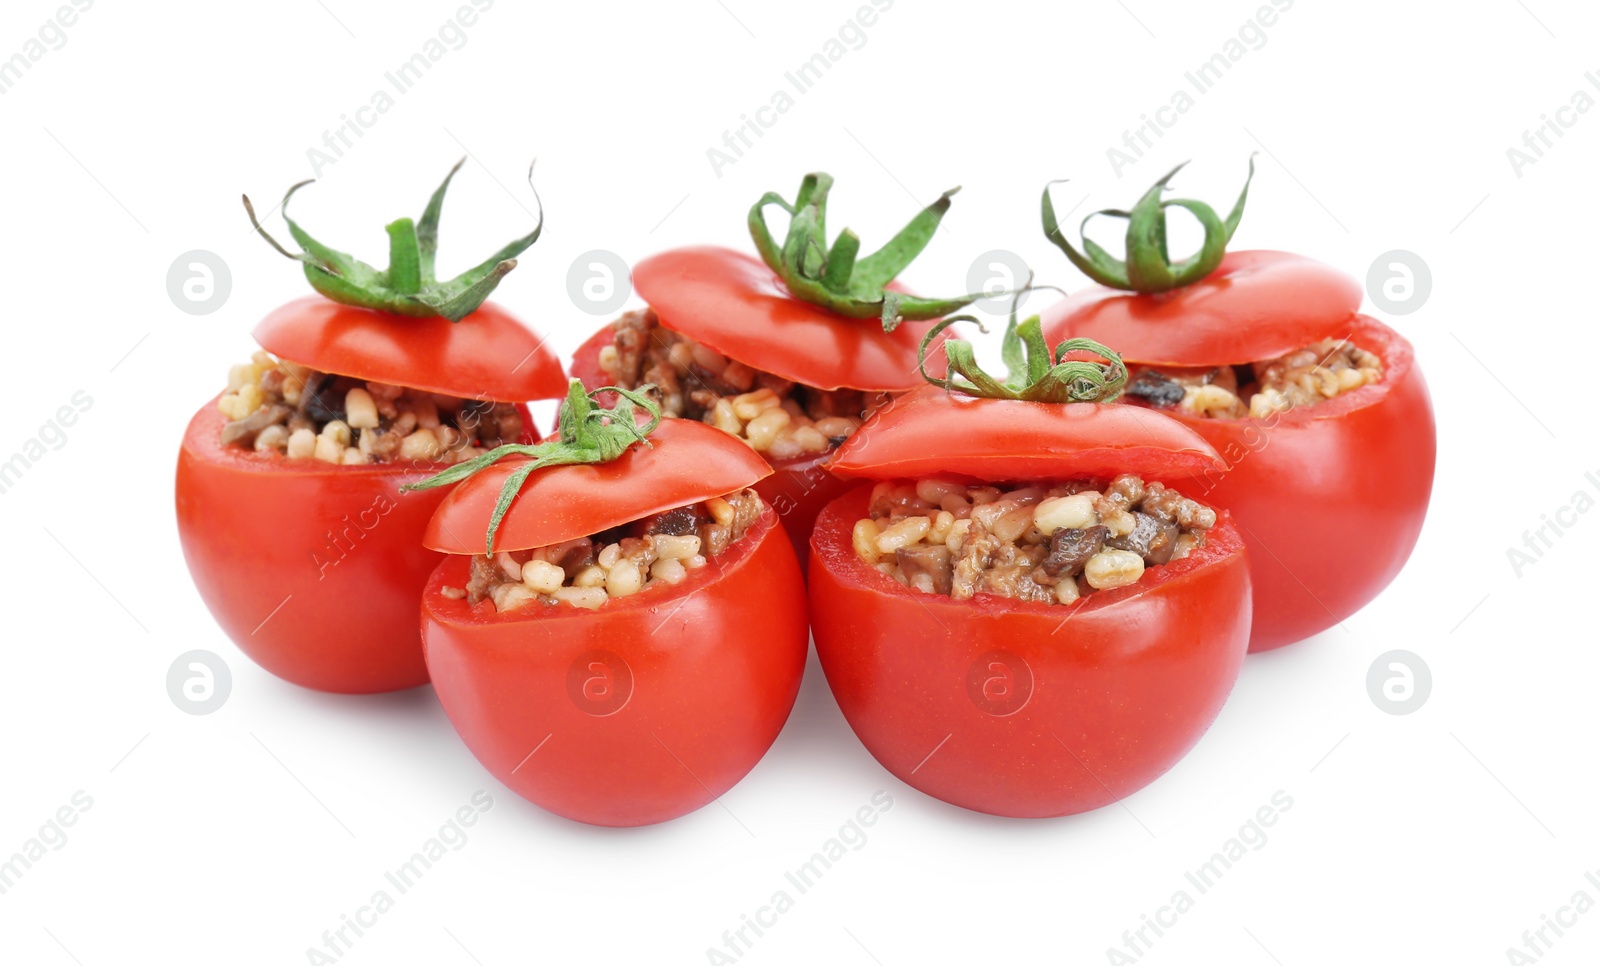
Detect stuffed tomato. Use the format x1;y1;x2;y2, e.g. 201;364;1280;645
571;172;991;558
415;384;809;827
1039;162;1435;651
175;162;565;693
809;320;1252;818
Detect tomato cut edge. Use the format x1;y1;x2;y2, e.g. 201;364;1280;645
424;418;774;554
825;388;1227;483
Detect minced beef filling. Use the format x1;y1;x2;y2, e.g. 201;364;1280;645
854;476;1216;605
450;488;763;612
598;309;878;459
217;351;524;465
1125;339;1382;420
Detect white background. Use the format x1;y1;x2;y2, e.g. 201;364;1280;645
1;0;1594;963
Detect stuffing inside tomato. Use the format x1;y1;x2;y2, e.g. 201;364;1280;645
1039;160;1435;652
445;487;763;612
175;162;565;694
591;309;879;460
215;349;527;464
809;325;1252;819
571;172;995;555
413;386;809;827
1124;337;1383;420
853;473;1217;605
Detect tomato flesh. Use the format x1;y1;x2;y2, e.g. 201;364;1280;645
175;398;531;693
254;297;569;403
809;486;1252;818
569;323;851;561
1116;315;1436;651
422;507;809;827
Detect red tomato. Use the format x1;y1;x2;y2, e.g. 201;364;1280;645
1042;259;1436;652
632;247;953;391
175;300;564;693
255;297;569;403
420;419;809;826
809;388;1252;818
1052;250;1362;367
570;323;858;557
569;251;958;557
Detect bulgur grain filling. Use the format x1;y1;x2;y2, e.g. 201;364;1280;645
1124;339;1382;421
448;489;763;612
854;475;1215;605
597;310;877;460
217;350;525;465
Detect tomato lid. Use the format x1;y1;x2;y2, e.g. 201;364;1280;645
1039;250;1361;367
253;296;566;402
827;386;1223;482
423;417;772;554
633;246;956;392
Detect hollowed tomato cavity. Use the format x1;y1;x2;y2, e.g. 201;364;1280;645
855;475;1217;606
596;310;884;460
217;351;526;465
1124;338;1383;420
446;488;763;612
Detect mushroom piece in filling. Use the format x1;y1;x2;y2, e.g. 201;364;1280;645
1124;338;1383;420
447;489;764;612
852;475;1217;605
217;351;526;465
596;309;882;460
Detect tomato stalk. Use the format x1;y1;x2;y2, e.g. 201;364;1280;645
748;172;993;331
918;291;1128;404
244;158;543;323
403;380;663;554
1042;157;1255;294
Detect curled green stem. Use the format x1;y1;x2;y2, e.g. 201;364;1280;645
244;158;543;322
1041;156;1256;293
401;380;663;554
748;172;996;332
918;288;1127;404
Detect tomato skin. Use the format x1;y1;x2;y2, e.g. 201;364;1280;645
632;246;953;392
422;418;773;554
825;387;1225;482
569;324;853;563
1142;315;1436;651
422;508;809;827
174;398;536;693
757;449;857;562
809;486;1251;818
254;297;569;402
1044;250;1362;367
